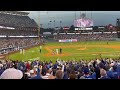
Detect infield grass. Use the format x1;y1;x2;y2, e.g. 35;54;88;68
8;41;120;62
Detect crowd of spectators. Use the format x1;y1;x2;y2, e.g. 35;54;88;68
54;33;118;41
0;13;38;28
0;38;41;49
0;30;38;36
0;58;120;79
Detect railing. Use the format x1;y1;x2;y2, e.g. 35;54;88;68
0;43;42;56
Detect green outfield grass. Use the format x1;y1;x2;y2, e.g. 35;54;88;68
8;41;120;62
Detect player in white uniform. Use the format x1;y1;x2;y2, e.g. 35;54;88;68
56;49;59;55
23;49;25;55
20;49;22;54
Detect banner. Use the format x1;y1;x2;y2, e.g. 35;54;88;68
59;39;77;42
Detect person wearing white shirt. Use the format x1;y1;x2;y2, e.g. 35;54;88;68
20;49;22;54
56;49;59;55
41;69;52;79
23;49;25;55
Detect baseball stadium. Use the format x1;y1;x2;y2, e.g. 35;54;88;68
0;11;120;79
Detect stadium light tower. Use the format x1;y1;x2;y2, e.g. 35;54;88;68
49;21;52;28
38;11;40;43
60;21;62;28
54;20;55;29
85;11;87;18
91;11;93;19
40;24;43;28
80;11;81;18
48;23;50;29
75;11;77;20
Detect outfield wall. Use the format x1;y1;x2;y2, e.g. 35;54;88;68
59;39;77;42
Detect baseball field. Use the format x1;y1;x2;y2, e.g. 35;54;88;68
7;41;120;62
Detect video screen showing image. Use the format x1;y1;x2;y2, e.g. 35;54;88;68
74;18;93;27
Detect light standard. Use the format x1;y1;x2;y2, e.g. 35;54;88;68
49;21;52;29
54;20;55;29
48;23;50;29
75;11;76;20
80;11;81;18
60;21;62;33
40;24;43;28
60;20;62;28
38;11;40;45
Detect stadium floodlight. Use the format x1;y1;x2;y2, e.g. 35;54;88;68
75;11;77;20
80;11;82;19
81;13;86;19
60;21;62;27
49;21;52;28
91;11;93;19
40;24;43;28
54;20;55;29
37;11;40;42
48;23;50;29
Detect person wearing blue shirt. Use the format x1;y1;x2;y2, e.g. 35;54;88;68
0;69;4;76
82;68;93;79
107;65;119;79
29;67;42;79
91;72;96;79
100;69;110;79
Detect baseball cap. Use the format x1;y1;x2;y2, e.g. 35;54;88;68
83;68;89;74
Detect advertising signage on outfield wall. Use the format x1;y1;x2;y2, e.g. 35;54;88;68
75;27;93;30
63;26;70;30
59;39;77;42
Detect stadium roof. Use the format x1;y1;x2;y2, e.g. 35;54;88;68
0;11;29;16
